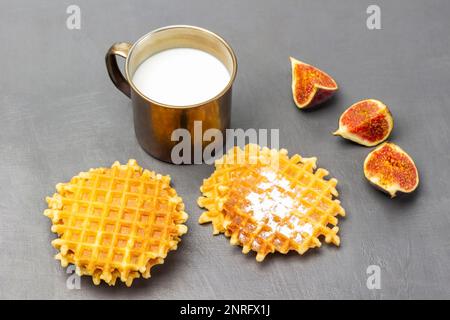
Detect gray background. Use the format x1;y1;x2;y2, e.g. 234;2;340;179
1;0;449;299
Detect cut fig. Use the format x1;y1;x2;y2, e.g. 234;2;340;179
364;142;419;198
333;99;393;147
290;57;338;109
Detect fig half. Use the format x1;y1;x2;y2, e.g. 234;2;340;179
290;57;338;109
364;142;419;198
333;99;393;147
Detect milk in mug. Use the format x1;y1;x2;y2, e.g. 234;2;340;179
132;48;230;106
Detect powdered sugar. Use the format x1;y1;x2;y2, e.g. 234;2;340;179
245;168;313;243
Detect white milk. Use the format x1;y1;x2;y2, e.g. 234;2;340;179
132;48;230;106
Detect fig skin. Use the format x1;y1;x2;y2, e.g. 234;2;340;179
290;57;338;109
363;142;419;198
333;99;394;147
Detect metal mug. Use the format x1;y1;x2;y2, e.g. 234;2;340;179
105;25;237;163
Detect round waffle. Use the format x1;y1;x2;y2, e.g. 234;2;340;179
198;144;345;261
44;159;188;286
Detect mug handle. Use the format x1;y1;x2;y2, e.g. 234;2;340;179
105;42;133;98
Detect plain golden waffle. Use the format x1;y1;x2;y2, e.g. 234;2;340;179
198;144;345;261
44;159;188;286
197;145;252;234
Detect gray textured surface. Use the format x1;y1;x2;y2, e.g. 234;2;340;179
1;0;450;299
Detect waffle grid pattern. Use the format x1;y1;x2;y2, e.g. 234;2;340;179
45;160;188;286
198;144;345;261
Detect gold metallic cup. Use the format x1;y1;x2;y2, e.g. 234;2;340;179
106;25;237;163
